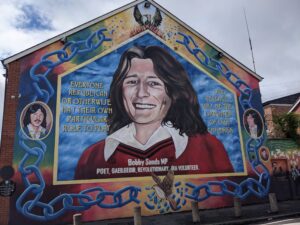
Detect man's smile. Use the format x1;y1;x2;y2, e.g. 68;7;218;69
122;58;171;124
133;103;156;109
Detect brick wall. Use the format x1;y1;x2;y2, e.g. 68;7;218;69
0;60;20;225
294;105;300;114
264;104;292;138
294;105;300;135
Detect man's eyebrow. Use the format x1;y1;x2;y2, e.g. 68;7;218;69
124;75;159;79
124;74;138;78
147;76;159;79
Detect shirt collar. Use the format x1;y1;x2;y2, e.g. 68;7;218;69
104;122;188;161
27;123;46;139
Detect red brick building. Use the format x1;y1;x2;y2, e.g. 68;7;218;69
263;92;300;138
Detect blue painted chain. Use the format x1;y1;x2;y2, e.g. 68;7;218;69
16;28;141;221
176;32;270;201
29;28;112;102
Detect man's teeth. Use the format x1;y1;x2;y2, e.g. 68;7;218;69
134;103;155;109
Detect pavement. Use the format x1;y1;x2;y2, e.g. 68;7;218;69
79;199;300;225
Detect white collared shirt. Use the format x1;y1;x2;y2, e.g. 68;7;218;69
104;122;188;161
27;123;46;139
249;124;258;139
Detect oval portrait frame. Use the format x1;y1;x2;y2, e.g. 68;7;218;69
258;146;270;162
20;101;53;141
243;108;264;139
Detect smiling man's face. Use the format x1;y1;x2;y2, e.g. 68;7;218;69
122;58;171;125
30;109;44;128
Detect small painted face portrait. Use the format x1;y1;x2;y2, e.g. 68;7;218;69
21;102;53;140
259;146;270;162
243;109;263;139
122;58;171;125
30;108;45;128
246;113;255;127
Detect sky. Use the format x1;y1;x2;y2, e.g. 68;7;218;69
0;0;300;139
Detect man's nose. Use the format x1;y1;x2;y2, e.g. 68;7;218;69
136;83;150;98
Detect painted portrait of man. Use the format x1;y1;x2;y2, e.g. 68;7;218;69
259;147;270;161
244;109;263;139
22;103;49;140
75;45;234;180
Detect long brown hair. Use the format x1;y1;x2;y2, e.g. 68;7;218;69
24;103;47;128
108;45;207;136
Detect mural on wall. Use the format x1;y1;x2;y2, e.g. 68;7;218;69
268;139;300;173
55;34;246;183
10;1;270;224
243;109;264;139
20;102;53;140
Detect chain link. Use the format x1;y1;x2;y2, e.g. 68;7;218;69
16;28;141;221
17;28;270;220
176;33;253;112
176;32;270;202
29;28;111;102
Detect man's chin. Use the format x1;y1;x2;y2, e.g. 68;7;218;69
131;117;164;125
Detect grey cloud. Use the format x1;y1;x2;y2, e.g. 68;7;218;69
0;0;300;140
15;4;53;31
157;0;300;101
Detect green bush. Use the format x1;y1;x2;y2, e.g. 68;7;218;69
273;113;300;142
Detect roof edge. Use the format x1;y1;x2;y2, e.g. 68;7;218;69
288;97;300;113
3;0;262;81
149;0;263;81
2;0;144;65
263;92;300;106
263;103;293;107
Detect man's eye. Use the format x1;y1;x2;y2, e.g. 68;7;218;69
148;81;161;87
125;80;137;85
